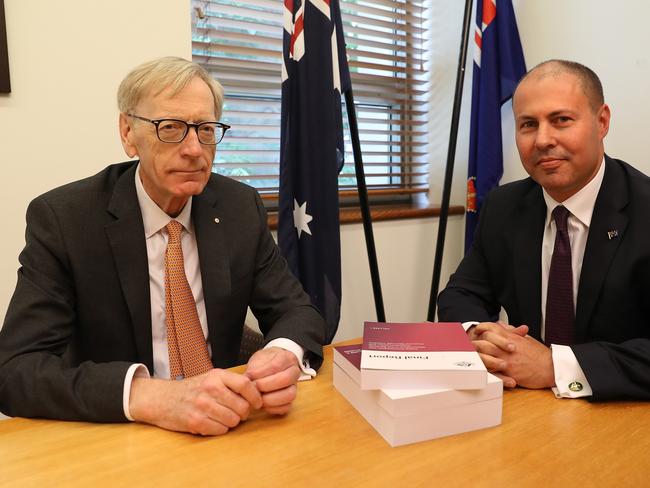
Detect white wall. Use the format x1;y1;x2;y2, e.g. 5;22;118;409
335;215;463;340
0;0;457;344
505;0;650;181
0;0;192;317
430;0;650;208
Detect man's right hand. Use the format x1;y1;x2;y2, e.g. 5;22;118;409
129;369;263;436
469;321;529;388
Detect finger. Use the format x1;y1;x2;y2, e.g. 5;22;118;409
246;348;298;380
466;324;481;341
255;364;300;393
512;324;529;336
199;399;244;429
263;403;293;416
477;352;507;372
473;339;507;358
478;330;517;352
492;372;517;389
473;322;504;336
497;322;519;331
184;409;232;436
211;371;263;411
260;384;297;409
203;385;252;421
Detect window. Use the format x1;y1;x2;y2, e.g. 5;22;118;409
192;0;430;205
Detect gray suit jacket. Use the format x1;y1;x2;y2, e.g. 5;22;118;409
0;161;326;421
438;156;650;400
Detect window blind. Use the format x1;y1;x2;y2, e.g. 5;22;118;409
191;0;430;200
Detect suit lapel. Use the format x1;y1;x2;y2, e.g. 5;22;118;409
513;184;546;339
105;164;154;370
192;183;232;360
575;156;628;342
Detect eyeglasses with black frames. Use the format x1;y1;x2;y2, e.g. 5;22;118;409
127;114;230;145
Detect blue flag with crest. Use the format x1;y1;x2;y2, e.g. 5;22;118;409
465;0;526;252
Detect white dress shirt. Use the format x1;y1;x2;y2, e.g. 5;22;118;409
541;157;605;398
464;157;606;399
122;165;314;420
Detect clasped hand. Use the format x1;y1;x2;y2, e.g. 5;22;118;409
130;347;301;436
470;322;555;390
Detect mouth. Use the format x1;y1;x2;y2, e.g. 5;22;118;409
172;169;205;175
537;157;565;170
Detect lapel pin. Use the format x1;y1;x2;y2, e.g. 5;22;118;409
607;230;618;240
214;217;220;224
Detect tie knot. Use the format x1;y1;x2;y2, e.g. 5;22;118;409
552;205;570;232
166;220;184;243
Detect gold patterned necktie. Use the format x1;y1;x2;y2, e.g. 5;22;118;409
165;220;212;379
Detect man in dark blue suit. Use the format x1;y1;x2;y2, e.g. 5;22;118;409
0;57;326;433
439;60;650;400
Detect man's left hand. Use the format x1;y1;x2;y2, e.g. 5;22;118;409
245;347;301;415
475;325;555;389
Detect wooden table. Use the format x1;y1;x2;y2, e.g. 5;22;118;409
1;343;649;487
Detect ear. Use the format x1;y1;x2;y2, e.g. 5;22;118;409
119;113;139;158
597;103;611;139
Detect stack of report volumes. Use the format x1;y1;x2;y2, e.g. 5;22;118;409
332;322;503;447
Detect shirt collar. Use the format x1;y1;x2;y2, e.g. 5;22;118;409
542;156;606;228
134;164;193;238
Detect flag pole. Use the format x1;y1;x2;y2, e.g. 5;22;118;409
427;0;474;321
344;88;386;322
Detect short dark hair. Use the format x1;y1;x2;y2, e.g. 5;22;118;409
517;59;604;111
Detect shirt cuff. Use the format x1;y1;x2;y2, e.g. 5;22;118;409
550;344;593;398
123;363;151;421
461;321;479;332
265;338;316;381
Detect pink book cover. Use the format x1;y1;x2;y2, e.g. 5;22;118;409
362;322;474;353
360;322;484;374
334;344;362;370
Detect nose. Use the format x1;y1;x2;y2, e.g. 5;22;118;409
535;122;557;150
180;126;204;157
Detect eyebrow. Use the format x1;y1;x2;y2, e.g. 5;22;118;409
547;109;577;117
516;109;577;121
151;115;218;123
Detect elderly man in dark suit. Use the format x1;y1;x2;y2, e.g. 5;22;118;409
0;57;327;434
438;60;650;401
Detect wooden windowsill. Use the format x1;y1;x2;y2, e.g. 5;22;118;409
267;204;465;230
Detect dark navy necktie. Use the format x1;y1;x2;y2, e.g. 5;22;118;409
545;205;575;346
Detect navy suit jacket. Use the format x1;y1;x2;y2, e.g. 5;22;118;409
438;156;650;400
0;161;326;420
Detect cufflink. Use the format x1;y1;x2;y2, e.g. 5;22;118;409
568;381;583;392
214;217;220;224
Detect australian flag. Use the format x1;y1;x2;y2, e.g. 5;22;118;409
279;0;350;342
465;0;526;252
